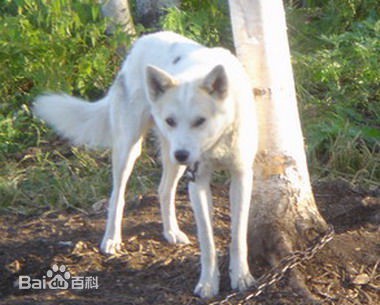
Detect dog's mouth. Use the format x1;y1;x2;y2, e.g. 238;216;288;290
185;161;199;182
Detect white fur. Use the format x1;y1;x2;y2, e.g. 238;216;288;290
33;31;258;299
34;94;111;147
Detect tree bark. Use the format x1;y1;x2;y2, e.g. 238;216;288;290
136;0;180;28
228;0;328;300
100;0;135;35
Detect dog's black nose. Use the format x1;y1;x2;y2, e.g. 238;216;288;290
174;150;189;163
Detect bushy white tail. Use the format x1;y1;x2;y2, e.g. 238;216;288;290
33;94;111;148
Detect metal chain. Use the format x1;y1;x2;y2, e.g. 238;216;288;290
209;225;335;305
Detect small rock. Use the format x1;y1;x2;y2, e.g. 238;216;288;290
58;241;73;247
6;260;21;273
72;240;88;255
351;273;370;285
362;196;380;208
92;199;108;212
13;279;20;288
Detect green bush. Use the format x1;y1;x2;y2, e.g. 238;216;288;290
289;1;380;183
0;0;131;156
160;0;232;48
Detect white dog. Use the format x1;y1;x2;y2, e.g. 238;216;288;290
34;31;257;298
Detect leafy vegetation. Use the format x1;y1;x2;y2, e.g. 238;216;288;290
288;0;380;183
0;0;134;213
0;0;130;155
160;0;232;47
0;0;379;214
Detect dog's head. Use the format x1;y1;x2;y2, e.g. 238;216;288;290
145;64;233;166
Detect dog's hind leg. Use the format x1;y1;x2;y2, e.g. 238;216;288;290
100;85;152;254
158;140;188;244
100;135;145;254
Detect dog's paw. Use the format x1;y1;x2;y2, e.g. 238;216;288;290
194;271;220;299
194;280;219;299
164;229;190;244
100;238;122;255
230;271;256;292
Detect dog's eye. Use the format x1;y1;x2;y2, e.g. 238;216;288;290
193;117;206;128
165;117;177;127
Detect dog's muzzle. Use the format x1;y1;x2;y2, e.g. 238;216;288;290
185;161;199;182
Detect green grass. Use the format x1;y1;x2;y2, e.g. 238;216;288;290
0;147;109;214
0;142;160;215
0;0;379;215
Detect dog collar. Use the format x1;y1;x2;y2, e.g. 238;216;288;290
185;161;199;182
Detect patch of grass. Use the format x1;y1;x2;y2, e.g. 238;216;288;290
308;124;380;185
0;147;109;214
0;143;160;215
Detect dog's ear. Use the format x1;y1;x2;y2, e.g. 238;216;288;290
146;65;177;102
202;65;228;100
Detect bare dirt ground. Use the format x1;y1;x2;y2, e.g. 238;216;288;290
1;180;379;305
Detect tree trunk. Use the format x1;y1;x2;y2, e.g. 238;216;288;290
136;0;180;28
100;0;135;35
228;0;328;300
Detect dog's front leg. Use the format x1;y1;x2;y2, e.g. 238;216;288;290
159;143;189;244
189;168;219;299
229;168;255;291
